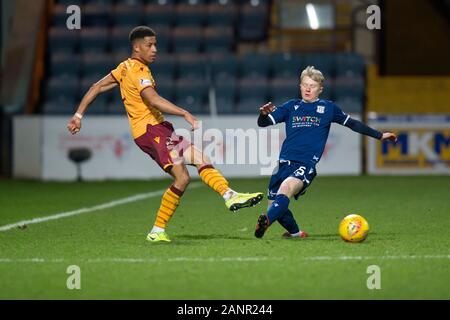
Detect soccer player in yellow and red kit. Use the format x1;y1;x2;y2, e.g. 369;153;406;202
67;26;263;242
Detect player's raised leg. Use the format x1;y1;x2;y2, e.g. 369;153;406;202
183;145;263;212
147;163;190;243
255;177;303;238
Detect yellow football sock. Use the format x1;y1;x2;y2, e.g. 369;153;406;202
198;165;230;196
154;186;183;229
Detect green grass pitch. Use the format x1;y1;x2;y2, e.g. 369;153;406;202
0;176;449;299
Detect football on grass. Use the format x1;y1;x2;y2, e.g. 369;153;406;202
339;214;369;243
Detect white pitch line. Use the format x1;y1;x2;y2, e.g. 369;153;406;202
0;182;202;232
0;255;448;264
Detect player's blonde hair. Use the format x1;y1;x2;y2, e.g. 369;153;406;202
300;66;324;85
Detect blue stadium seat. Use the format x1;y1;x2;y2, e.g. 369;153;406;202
83;4;111;27
334;76;365;102
238;3;269;41
79;27;109;53
206;2;237;26
143;3;175;27
301;53;335;78
175;78;208;113
147;0;176;4
203;26;234;53
215;78;236;114
177;54;208;80
172;27;203;53
51;4;71;27
335;53;366;77
149;53;176;81
335;97;363;114
111;27;131;53
48;27;78;53
320;78;334;101
106;88;125;114
115;0;145;7
155;78;175;101
211;54;238;80
49;53;81;77
175;3;206;27
112;4;143;27
240;53;271;78
45;75;79;102
81;53;116;77
271;52;303;79
270;77;300;105
236;77;269;113
152;25;171;53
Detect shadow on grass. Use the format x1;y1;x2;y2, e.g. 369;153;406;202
175;234;253;241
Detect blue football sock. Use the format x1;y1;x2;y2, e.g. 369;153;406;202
278;209;300;234
267;194;290;225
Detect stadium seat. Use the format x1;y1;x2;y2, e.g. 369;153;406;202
271;52;303;79
335;53;366;77
147;0;176;4
206;2;237;26
172;27;203;53
175;78;208;113
175;3;206;27
149;53;176;81
49;53;81;78
83;4;111;27
152;25;171;53
79;27;109;53
155;78;175;101
111;27;132;53
45;75;79;102
112;4;143;27
334;76;365;102
301;53;335;78
203;26;234;53
211;54;238;80
236;77;269;113
48;27;78;54
269;77;300;105
143;3;175;27
238;3;269;41
51;4;70;27
214;78;236;114
239;53;271;78
176;54;208;80
81;53;116;77
335;97;363;114
84;0;114;4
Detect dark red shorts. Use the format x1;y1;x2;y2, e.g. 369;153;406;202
134;121;192;172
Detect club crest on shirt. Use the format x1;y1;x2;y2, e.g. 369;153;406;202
316;105;325;113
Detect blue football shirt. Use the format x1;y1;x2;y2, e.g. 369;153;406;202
268;99;350;164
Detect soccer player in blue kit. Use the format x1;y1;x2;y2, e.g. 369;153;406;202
255;66;397;239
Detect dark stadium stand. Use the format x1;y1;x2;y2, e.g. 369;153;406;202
42;0;366;115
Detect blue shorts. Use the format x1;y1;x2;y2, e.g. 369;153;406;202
268;160;317;201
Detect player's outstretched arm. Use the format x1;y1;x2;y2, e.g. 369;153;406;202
257;102;276;127
141;86;199;131
67;74;118;135
345;118;397;142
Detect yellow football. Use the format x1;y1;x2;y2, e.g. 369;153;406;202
339;214;369;243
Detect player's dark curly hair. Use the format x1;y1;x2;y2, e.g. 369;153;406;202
129;26;156;44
